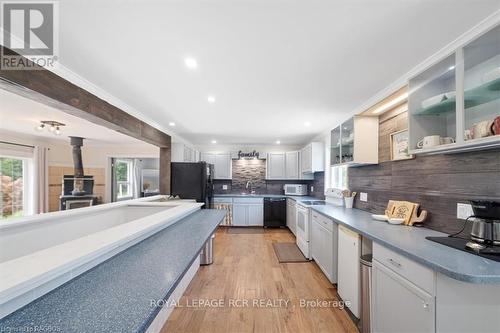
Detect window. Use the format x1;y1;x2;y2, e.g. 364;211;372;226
330;165;348;190
0;156;31;219
115;159;133;200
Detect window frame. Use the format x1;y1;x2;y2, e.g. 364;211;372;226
329;165;348;190
115;159;134;201
0;154;34;219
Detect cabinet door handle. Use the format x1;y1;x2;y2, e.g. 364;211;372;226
388;258;402;268
422;301;429;309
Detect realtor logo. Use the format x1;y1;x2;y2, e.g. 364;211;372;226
1;1;58;69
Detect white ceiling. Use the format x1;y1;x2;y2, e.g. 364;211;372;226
46;1;500;144
0;89;149;146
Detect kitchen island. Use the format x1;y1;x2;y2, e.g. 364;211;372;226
0;209;225;333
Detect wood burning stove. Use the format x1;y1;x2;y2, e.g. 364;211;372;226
59;137;98;210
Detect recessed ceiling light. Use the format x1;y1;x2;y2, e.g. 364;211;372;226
184;57;198;69
276;140;281;145
169;122;176;127
207;96;216;104
304;121;311;127
211;140;217;144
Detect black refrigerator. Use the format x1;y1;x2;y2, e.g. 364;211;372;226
171;162;214;208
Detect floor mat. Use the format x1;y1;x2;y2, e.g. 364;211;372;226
272;242;308;263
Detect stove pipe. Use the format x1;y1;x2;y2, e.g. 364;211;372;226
69;136;85;196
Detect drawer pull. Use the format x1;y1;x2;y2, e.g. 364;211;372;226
388;258;402;268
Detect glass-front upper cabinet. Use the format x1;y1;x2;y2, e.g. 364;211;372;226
341;117;354;163
409;54;457;151
330;125;341;165
463;24;500;142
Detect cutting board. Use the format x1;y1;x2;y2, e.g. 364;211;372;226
385;200;428;226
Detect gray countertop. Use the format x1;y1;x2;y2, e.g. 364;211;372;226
311;205;500;284
0;209;226;333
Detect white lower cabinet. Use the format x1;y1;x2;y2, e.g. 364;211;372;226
372;242;436;333
337;225;361;318
247;204;263;226
372;259;434;333
232;198;263;226
286;199;297;236
232;204;247;226
311;212;337;284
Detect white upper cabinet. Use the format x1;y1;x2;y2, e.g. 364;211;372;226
266;151;302;180
266;153;286;179
215;153;231;179
409;23;500;154
330;116;379;166
300;142;324;173
171;143;199;162
200;153;232;179
285;151;299;179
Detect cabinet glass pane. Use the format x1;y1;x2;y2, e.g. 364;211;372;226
463;25;500;142
409;54;457;150
330;126;341;165
341;118;354;163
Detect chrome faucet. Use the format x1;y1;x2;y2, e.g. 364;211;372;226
245;180;255;194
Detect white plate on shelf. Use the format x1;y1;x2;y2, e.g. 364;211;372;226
421;91;455;109
387;217;405;225
483;67;500;84
371;214;388;222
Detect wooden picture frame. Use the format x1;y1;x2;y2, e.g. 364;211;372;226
390;129;414;161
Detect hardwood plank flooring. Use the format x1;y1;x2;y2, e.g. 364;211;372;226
161;228;357;333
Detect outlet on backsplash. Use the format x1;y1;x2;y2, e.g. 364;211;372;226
457;203;474;220
222;185;228;190
310;186;314;192
360;192;368;202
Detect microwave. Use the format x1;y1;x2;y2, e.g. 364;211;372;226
283;184;308;196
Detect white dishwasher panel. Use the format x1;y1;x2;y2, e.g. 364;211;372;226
337;225;361;318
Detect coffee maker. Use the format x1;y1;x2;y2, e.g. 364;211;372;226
466;200;500;250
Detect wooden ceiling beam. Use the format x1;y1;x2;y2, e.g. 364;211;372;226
0;45;171;148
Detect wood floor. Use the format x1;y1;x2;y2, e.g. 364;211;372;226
161;228;358;333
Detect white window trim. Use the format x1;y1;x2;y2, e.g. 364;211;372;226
115;159;134;201
328;165;348;192
0;154;35;217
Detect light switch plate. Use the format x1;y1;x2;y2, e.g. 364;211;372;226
360;192;368;202
222;185;228;190
457;203;474;220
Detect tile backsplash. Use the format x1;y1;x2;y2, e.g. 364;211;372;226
213;158;324;197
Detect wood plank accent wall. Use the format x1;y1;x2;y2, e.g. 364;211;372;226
349;110;500;234
0;46;172;194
